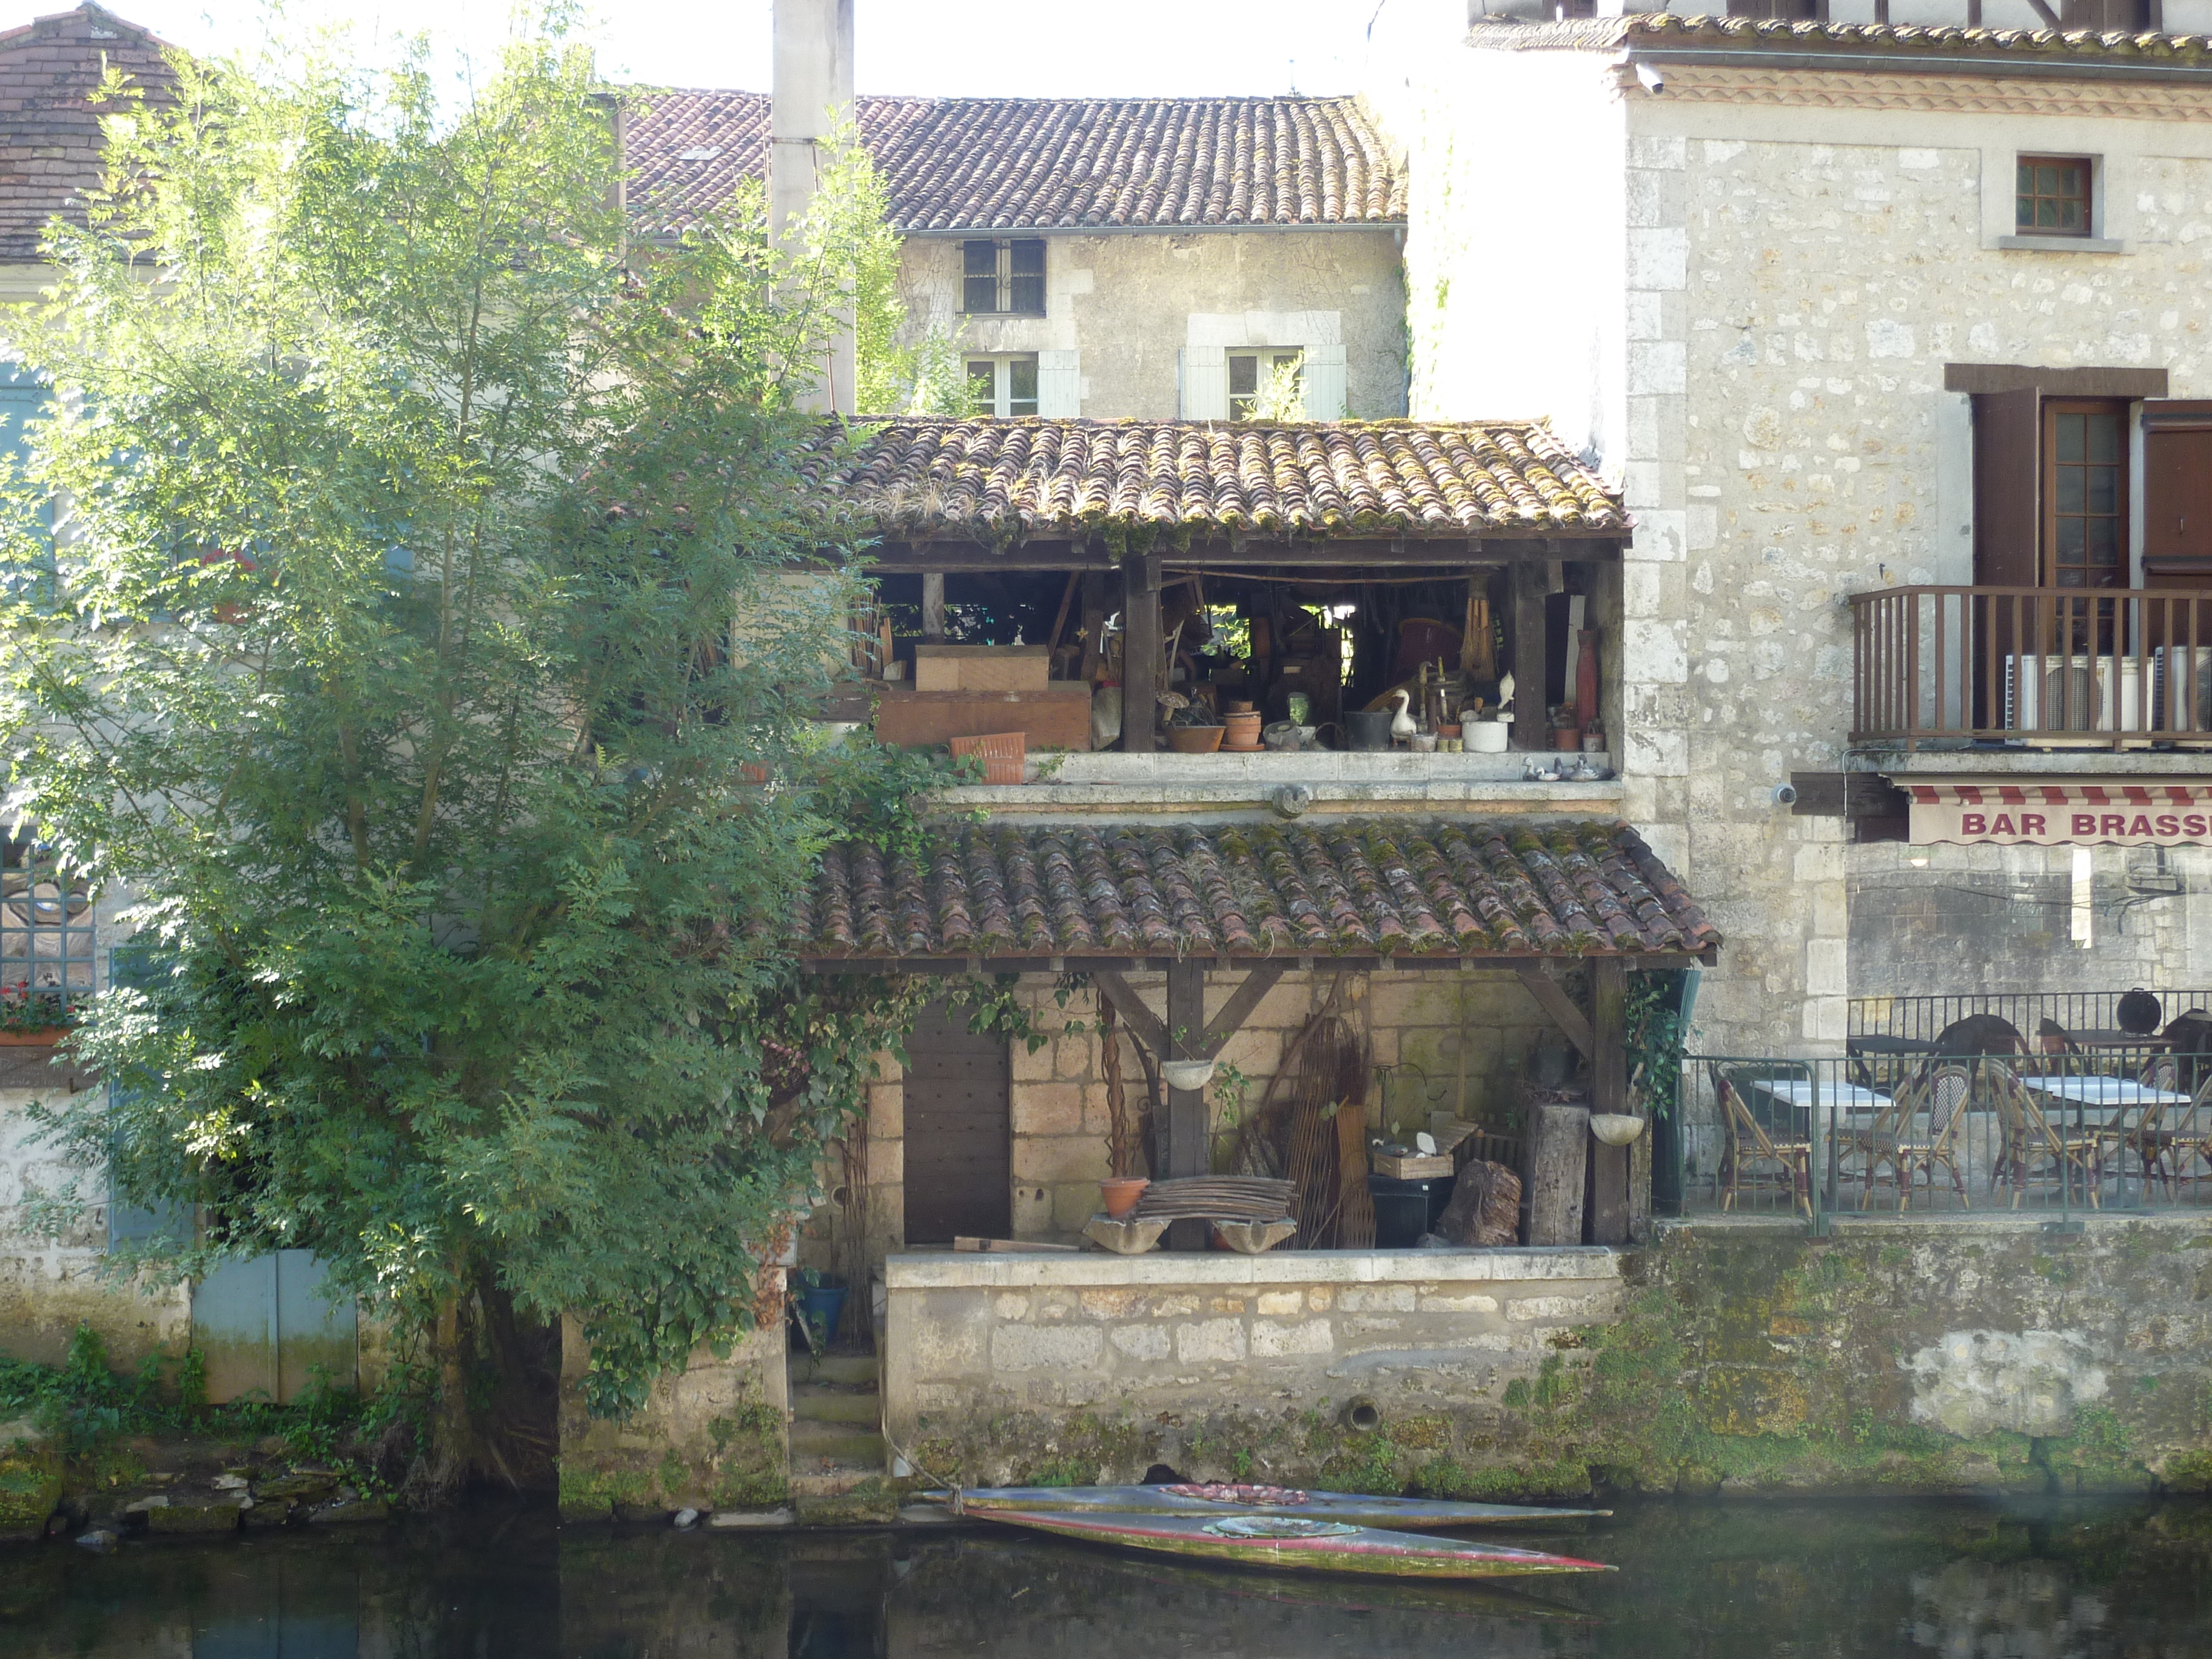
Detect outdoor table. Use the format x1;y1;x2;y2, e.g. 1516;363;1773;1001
1749;1080;1892;1204
1846;1034;1936;1090
1846;1036;1936;1055
2063;1031;2171;1052
2023;1074;2191;1129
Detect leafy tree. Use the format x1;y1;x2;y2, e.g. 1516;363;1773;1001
840;129;967;415
0;28;943;1490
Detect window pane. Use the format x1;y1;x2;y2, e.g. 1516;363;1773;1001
967;360;996;415
2057;469;2086;514
2089;518;2119;563
2037;200;2060;228
2018;162;2034;192
2087;469;2117;515
963;240;996;276
2057;414;2086;463
1009;273;1045;313
2058;517;2086;560
1010;239;1045;275
964;273;999;313
2057;568;2086;587
2057;200;2082;230
1228;354;1258;396
1008;357;1037;404
2087;414;2120;463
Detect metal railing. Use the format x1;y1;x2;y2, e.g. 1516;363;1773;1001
1849;990;2212;1047
1850;586;2212;748
1671;1050;2212;1225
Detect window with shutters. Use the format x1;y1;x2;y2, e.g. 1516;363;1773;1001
1228;349;1304;420
2017;156;2093;238
2045;400;2128;589
959;238;1046;315
965;354;1039;417
2;831;95;1012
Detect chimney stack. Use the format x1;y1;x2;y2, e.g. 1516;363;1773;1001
771;0;856;414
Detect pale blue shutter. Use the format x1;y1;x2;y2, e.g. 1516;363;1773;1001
0;361;52;603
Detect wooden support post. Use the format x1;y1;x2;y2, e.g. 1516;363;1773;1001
1525;1101;1589;1247
1165;960;1207;1250
1121;551;1161;753
1511;558;1547;751
1077;570;1110;683
922;572;945;643
1588;957;1630;1247
1514;964;1594;1060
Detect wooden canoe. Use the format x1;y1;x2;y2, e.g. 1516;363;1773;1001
970;1509;1615;1579
931;1483;1609;1529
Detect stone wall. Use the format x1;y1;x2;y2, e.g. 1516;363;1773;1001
557;1310;790;1520
893;229;1409;420
0;1077;188;1369
881;1213;2212;1499
882;1247;1624;1497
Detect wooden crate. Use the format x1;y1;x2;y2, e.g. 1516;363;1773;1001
873;686;1092;751
950;731;1025;784
1372;1150;1456;1181
912;645;1051;692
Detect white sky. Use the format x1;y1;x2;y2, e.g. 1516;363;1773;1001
55;2;1382;96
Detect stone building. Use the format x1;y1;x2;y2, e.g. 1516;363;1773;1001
623;89;1411;420
1366;4;2212;1065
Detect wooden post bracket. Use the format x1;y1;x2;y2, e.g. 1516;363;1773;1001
1090;962;1287;1064
1514;964;1595;1061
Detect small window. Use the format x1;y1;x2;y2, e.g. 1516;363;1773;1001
958;238;1048;316
1725;0;1825;15
2045;400;2127;589
2017;156;2092;238
2;833;95;1007
2060;0;2153;25
1228;349;1305;420
965;355;1039;417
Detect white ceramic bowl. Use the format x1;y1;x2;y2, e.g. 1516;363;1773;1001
1589;1113;1645;1146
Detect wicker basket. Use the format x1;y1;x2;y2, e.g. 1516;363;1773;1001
949;731;1026;785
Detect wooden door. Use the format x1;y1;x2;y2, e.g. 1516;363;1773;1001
901;1002;1011;1244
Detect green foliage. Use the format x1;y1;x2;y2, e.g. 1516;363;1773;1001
839;126;963;415
1626;970;1690;1121
0;22;949;1439
1241;357;1308;422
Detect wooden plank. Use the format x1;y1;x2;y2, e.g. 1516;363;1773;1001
1091;970;1167;1057
1199;962;1287;1059
1945;363;2169;398
922;571;945;642
1511;559;1548;752
1122;551;1161;753
953;1237;1079;1253
1525;1102;1589;1248
1591;959;1626;1118
1515;964;1594;1060
1167;960;1208;1250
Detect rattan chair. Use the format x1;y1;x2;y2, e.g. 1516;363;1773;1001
1712;1066;1812;1218
1889;1062;1973;1212
2094;1055;2212;1201
1989;1061;2101;1209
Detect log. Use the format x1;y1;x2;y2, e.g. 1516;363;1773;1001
1432;1159;1520;1247
1525;1102;1589;1247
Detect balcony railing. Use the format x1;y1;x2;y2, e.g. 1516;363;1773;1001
1851;586;2212;748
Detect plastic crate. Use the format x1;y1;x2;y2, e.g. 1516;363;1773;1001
949;731;1025;785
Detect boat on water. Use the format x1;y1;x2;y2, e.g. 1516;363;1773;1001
928;1481;1609;1529
965;1508;1615;1580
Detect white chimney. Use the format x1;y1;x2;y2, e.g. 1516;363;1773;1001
772;0;856;414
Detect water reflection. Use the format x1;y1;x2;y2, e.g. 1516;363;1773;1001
4;1496;2211;1658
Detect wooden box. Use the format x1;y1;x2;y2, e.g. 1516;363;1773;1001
1372;1150;1456;1181
873;686;1092;751
913;645;1051;693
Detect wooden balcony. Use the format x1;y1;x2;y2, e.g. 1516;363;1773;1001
1851;586;2212;749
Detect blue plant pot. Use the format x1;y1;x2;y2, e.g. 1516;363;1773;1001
799;1284;848;1345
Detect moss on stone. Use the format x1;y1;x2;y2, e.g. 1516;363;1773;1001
0;1441;61;1540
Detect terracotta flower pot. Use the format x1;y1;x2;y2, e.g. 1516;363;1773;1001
0;1030;66;1046
1221;711;1264;750
1166;725;1224;754
1101;1176;1150;1219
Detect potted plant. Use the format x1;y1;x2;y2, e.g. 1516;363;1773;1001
0;984;76;1045
1099;1002;1150;1218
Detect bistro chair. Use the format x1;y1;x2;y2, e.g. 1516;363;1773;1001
1988;1061;2100;1210
1827;1079;1912;1212
1888;1061;1972;1213
1712;1065;1812;1219
2097;1054;2212;1202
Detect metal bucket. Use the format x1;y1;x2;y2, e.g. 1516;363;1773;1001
1346;709;1393;750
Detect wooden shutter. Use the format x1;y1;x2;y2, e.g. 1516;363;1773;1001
1301;343;1348;419
1972;387;2040;587
900;1002;1011;1245
1181;344;1228;420
2143;400;2212;591
1036;349;1081;418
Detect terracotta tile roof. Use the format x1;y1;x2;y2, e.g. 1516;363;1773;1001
0;4;176;264
802;418;1627;543
626;92;1405;235
795;820;1719;963
1473;11;2212;64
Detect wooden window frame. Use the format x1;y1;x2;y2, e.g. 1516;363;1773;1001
965;354;1039;417
2016;155;2094;240
1227;347;1304;420
2042;397;2130;597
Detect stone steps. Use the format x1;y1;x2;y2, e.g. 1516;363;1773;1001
793;1353;879;1387
790;1387;882;1425
788;1419;886;1467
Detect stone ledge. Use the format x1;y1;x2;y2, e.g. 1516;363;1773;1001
883;1245;1623;1291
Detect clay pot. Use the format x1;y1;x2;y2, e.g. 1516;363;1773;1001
0;1030;65;1046
1550;726;1581;752
1222;699;1255;715
1166;725;1225;754
1222;711;1264;749
1101;1177;1150;1219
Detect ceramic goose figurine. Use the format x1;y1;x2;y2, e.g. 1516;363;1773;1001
1389;688;1417;745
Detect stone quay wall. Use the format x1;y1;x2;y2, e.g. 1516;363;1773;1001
882;1248;1624;1498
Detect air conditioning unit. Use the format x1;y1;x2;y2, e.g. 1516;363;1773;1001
2003;654;2145;737
2154;645;2212;736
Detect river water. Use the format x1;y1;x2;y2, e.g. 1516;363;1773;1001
5;1495;2211;1656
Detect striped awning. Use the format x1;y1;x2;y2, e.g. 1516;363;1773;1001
1905;777;2212;845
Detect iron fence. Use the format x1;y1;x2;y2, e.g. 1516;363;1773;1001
1670;1049;2212;1225
1848;990;2212;1048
